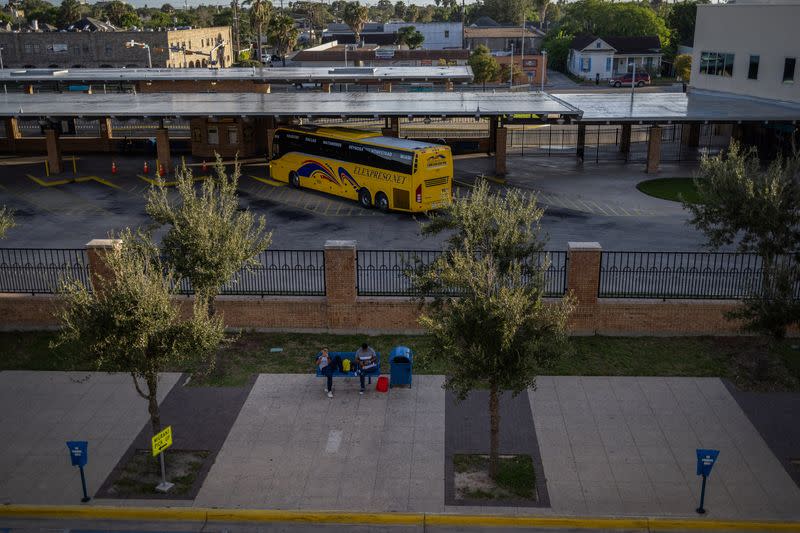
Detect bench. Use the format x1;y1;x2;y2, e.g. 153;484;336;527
314;351;381;384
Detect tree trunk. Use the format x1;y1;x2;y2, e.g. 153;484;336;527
146;373;161;436
257;25;263;62
282;55;286;67
488;382;500;479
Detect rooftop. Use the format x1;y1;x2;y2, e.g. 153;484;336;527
0;91;582;119
0;66;474;84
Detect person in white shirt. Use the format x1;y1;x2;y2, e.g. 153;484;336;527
316;348;336;398
355;343;378;395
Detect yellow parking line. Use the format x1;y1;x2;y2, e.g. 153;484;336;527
26;174;73;187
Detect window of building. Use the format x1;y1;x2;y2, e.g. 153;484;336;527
208;127;219;145
748;55;759;80
24;44;32;53
783;57;796;84
105;44;113;54
645;57;653;70
444;30;449;38
605;57;612;71
581;57;590;72
595;41;601;48
699;51;734;77
227;126;238;145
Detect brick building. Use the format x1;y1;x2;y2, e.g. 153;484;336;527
0;26;233;69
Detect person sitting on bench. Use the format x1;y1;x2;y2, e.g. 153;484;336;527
316;348;343;398
355;343;378;395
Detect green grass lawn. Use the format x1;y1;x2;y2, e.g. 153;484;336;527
636;177;701;204
1;331;797;391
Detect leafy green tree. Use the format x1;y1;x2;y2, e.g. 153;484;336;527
244;0;272;62
556;0;671;51
685;143;800;339
268;13;300;66
143;11;172;29
394;1;407;19
146;158;272;317
498;63;526;85
469;45;500;91
55;229;225;436
397;25;425;49
482;0;535;25
343;1;369;45
666;1;707;55
674;53;691;81
404;4;419;22
57;0;84;27
371;0;394;23
541;31;571;72
414;181;574;478
0;206;14;238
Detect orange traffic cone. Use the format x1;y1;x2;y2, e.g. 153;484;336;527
201;160;208;172
111;161;117;174
158;164;165;177
143;161;149;174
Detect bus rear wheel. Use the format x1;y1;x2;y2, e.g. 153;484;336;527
375;192;389;212
289;171;300;188
358;188;372;209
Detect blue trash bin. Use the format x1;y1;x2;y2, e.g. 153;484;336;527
389;346;413;387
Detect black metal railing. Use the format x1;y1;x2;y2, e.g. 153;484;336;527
0;248;91;294
356;250;567;297
598;251;800;300
176;250;325;296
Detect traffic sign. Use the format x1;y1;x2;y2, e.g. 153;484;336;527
151;426;173;457
696;449;720;477
66;441;88;467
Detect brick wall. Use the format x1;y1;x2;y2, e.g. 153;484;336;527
1;240;795;337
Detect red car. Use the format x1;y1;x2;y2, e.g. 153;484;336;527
609;72;651;87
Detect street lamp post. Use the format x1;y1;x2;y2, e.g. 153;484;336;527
509;42;514;90
541;50;547;93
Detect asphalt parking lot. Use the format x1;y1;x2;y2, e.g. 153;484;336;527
0;153;708;251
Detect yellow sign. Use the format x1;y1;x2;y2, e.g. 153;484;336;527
151;425;173;457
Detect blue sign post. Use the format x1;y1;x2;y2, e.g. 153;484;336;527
695;448;719;514
66;440;90;503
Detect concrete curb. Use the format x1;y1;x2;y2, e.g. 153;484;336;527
1;505;799;530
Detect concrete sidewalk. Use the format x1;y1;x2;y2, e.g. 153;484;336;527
1;370;798;521
0;371;181;505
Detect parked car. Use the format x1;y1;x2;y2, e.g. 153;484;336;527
609;72;651;88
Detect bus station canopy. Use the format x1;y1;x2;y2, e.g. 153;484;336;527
0;66;474;84
557;91;800;123
0;91;583;119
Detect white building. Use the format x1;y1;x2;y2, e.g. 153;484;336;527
567;36;662;81
690;1;800;104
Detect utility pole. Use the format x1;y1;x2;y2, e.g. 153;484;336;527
541;50;547;92
231;0;241;60
509;42;514;90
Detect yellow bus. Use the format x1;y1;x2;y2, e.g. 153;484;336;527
269;125;452;213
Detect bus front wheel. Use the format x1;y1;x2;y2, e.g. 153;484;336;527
375;192;389;212
289;171;300;188
358;188;372;208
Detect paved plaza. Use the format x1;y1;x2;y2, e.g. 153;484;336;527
0;371;181;505
0;370;797;521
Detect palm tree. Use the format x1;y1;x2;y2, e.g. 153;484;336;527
243;0;272;63
343;1;369;46
268;13;299;67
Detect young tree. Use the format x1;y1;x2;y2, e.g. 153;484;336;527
685;143;800;339
414;181;575;478
674;53;691;82
397;25;425;49
469;45;500;91
343;1;369;45
268;13;300;66
146;158;272;317
0;206;14;239
55;229;225;436
498;63;526;85
57;0;84;27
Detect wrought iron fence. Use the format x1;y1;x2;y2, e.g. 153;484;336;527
0;248;91;294
599;251;800;299
356;250;567;297
176;250;325;296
